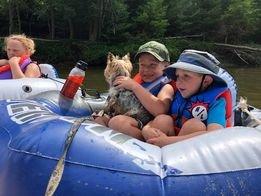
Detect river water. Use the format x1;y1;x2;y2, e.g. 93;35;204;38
58;66;261;108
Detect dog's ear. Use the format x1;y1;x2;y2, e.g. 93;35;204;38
122;53;133;75
122;53;130;61
107;52;115;63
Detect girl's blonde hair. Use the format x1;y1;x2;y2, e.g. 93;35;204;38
4;34;35;55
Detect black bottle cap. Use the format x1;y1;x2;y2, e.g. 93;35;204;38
76;60;88;71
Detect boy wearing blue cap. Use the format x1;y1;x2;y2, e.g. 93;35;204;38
142;50;233;147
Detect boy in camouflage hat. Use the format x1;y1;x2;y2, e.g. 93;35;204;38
135;40;170;62
108;41;175;140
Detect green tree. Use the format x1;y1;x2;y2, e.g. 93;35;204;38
0;0;28;34
84;0;110;41
101;0;131;42
251;0;261;42
132;0;168;38
34;0;65;39
167;0;222;38
219;0;256;43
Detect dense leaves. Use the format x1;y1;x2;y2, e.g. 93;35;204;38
0;0;260;43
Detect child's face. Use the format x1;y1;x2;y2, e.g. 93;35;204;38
6;39;28;59
175;69;204;98
138;53;165;82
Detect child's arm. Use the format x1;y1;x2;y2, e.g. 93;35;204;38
146;99;227;147
207;98;226;129
9;57;40;78
113;76;174;116
0;59;8;66
23;62;41;78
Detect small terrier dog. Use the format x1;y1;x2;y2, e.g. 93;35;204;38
100;52;153;127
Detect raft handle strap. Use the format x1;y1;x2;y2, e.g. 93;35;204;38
45;117;90;196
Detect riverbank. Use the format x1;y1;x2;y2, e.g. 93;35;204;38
1;38;260;68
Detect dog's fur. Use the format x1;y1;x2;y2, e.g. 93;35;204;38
103;52;153;126
235;97;261;129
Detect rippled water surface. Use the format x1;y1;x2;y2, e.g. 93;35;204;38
227;67;261;108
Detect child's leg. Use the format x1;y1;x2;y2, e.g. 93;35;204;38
178;118;206;136
142;114;175;141
108;115;144;141
147;114;174;135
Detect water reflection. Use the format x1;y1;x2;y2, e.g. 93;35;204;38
227;67;261;108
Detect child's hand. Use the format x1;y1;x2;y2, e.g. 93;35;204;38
142;127;160;141
147;131;169;147
8;56;20;66
113;76;138;91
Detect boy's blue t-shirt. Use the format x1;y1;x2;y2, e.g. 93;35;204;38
207;98;226;127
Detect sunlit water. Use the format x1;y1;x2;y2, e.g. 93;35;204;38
227;67;261;108
58;65;261;108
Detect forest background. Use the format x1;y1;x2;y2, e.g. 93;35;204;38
0;0;260;67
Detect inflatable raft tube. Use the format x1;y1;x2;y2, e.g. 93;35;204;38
0;98;261;195
0;78;66;100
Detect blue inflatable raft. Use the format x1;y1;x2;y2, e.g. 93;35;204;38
0;94;261;195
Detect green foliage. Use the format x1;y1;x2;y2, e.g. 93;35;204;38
167;0;222;36
219;0;256;43
34;40;73;63
0;0;260;43
163;39;215;62
20;38;216;65
0;36;213;65
28;39;144;65
101;0;131;42
250;0;261;42
2;37;259;68
132;0;168;38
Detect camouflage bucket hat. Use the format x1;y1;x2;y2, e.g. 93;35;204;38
135;41;170;62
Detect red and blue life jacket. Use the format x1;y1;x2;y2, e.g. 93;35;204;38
170;85;232;135
133;73;176;96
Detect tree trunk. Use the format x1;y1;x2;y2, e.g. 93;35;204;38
225;34;228;44
15;2;21;33
89;22;98;41
50;7;55;39
8;0;14;34
214;43;261;52
214;43;261;66
68;18;74;39
47;18;51;38
89;0;105;41
28;15;33;35
97;0;105;39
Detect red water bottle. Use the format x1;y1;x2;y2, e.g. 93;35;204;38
60;60;88;99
